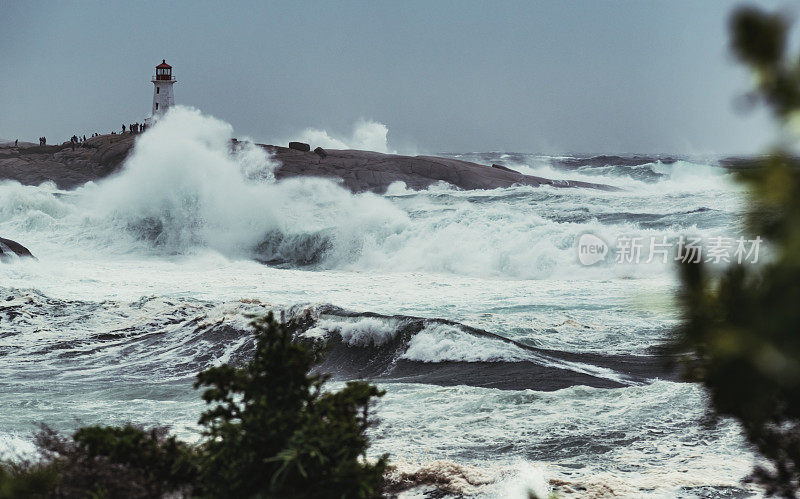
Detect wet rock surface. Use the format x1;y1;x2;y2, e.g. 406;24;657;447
264;145;619;193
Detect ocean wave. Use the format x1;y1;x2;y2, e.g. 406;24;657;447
0;285;753;497
369;379;758;498
0;288;674;392
283;119;394;154
400;323;530;363
449;152;738;189
0;107;744;280
296;305;675;390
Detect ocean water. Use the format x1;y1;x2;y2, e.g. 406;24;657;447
0;108;759;497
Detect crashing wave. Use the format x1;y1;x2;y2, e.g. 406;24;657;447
0;288;674;392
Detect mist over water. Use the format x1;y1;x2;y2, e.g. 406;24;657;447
0;108;757;496
289;119;394;154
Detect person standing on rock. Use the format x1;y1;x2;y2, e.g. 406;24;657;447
14;139;17;147
122;124;126;134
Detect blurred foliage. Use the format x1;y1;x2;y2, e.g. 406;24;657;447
0;313;387;498
675;5;800;497
0;460;58;499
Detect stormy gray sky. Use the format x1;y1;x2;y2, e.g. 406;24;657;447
0;1;794;154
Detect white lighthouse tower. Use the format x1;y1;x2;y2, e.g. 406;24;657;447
151;59;176;118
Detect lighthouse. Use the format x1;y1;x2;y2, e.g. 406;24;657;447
151;59;176;118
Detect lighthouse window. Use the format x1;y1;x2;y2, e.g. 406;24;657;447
157;87;160;94
155;103;159;110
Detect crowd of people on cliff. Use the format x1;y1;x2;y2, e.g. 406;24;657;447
19;122;148;150
123;122;146;134
68;135;89;150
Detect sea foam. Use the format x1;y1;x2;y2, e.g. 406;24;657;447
0;106;744;282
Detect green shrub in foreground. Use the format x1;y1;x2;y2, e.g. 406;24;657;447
195;312;388;498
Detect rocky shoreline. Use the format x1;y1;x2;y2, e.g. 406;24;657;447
264;143;619;193
0;133;619;192
0;134;135;189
